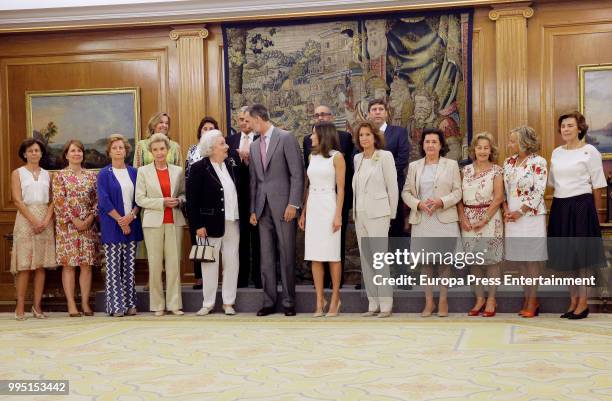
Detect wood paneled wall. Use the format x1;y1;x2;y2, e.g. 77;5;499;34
0;28;182;302
1;0;612;304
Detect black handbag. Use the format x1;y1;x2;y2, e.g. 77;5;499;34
189;236;216;262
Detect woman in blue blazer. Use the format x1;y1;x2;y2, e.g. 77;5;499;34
97;134;144;317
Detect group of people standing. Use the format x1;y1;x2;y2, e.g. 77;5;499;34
10;100;605;321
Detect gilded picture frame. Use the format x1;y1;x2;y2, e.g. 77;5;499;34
578;64;612;160
25;87;141;170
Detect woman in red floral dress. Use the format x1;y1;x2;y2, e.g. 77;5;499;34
53;139;100;317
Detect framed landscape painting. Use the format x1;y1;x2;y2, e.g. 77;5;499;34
25;87;141;170
579;64;612;160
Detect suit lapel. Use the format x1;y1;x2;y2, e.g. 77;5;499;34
148;164;164;197
358;150;380;188
433;157;445;184
251;138;263;176
415;158;425;198
265;130;280;171
204;159;222;187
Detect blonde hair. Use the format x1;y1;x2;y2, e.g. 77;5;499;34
510;126;540;154
468;132;498;162
147;112;171;137
105;133;131;156
148;133;170;152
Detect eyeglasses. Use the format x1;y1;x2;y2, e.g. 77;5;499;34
313;112;332;118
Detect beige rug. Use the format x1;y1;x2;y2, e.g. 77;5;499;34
0;313;610;401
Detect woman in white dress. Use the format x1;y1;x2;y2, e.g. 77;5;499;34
402;128;462;317
299;122;346;317
502;126;547;318
11;139;57;320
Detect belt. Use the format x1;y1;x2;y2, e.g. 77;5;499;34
310;187;335;193
463;203;490;209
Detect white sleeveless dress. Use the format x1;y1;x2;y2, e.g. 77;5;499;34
304;151;341;262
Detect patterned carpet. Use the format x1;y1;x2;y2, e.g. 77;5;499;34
0;313;610;401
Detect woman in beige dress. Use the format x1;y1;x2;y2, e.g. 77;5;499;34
11;139;57;320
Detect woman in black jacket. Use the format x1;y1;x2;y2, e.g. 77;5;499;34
187;129;241;316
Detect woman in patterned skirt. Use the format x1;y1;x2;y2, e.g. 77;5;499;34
53;139;100;317
97;134;143;317
11;139;57;320
458;132;504;317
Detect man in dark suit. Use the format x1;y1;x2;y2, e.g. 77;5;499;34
227;106;262;289
367;98;410;238
303;105;354;288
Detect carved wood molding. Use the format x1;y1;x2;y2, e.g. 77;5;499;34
169;27;209;41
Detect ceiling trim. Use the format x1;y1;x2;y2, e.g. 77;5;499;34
0;0;521;33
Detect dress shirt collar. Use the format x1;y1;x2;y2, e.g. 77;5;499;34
262;125;274;141
380;122;388;133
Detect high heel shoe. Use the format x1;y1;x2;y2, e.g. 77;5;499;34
14;313;27;321
560;309;575;318
326;300;341;317
482;304;497;318
568;308;589;320
312;300;328;318
468;304;485;316
31;306;48;319
421;304;436;318
522;305;540;318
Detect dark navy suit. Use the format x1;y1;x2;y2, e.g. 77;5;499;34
382;124;410;237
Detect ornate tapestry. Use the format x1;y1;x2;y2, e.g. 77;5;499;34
223;10;473;161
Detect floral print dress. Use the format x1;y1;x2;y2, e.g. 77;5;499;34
53;168;100;266
461;164;504;264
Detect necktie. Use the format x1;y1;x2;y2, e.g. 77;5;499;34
260;135;267;169
239;135;250;165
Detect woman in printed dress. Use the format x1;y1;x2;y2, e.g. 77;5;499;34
53;139;100;317
503;126;548;318
458;132;504;317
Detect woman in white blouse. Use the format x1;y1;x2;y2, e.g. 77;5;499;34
548;111;607;320
186;130;241;316
11;139;56;320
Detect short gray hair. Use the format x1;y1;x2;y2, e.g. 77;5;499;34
511;126;540;154
148;133;170;152
199;129;224;157
239;105;249;113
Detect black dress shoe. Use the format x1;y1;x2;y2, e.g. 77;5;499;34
257;306;275;316
355;283;362;290
560;311;574;318
192;283;203;290
567;308;589;320
255;284;263;289
284;307;296;316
